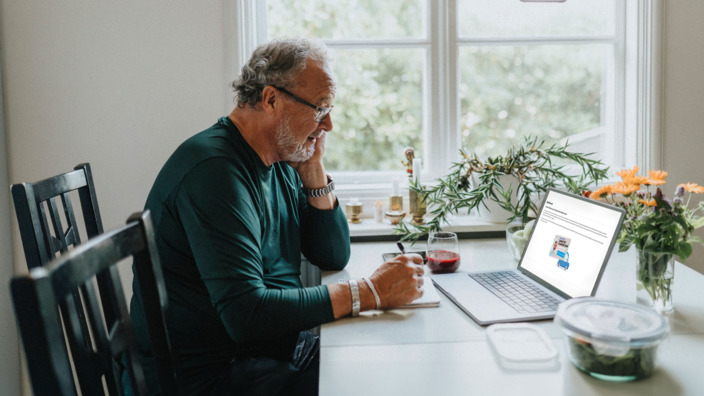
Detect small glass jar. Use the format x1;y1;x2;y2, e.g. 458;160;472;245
554;297;669;381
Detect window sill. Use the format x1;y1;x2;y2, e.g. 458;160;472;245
348;214;508;243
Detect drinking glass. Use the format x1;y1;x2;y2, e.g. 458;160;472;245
426;232;461;274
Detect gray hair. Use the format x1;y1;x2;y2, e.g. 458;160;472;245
232;37;331;108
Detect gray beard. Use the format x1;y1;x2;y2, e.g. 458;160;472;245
275;114;315;162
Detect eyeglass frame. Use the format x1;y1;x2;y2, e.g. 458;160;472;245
271;86;333;123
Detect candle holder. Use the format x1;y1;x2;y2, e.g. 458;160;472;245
389;195;403;212
409;189;426;225
345;202;364;224
385;210;406;225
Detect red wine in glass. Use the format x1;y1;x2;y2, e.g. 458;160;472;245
427;250;461;274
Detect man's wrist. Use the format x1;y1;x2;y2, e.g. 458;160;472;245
302;174;334;197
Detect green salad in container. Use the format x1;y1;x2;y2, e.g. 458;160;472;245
554;297;669;381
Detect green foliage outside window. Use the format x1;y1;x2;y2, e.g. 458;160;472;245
459;45;604;160
266;0;609;173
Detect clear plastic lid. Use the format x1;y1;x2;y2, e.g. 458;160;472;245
487;323;558;362
554;297;669;356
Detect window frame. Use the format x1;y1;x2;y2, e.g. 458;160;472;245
226;0;662;208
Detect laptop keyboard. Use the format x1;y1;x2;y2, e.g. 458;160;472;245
470;271;561;313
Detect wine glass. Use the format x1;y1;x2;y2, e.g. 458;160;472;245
426;232;461;274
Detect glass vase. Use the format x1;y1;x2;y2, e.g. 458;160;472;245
505;224;526;261
636;249;675;313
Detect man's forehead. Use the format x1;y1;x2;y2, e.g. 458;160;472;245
298;61;336;95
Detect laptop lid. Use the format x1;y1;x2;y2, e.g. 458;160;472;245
516;188;626;299
431;188;625;325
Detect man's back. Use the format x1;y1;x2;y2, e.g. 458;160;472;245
129;116;349;393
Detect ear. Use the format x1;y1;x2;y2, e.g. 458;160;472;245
260;86;281;116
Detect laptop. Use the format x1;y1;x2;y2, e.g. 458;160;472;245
431;188;625;325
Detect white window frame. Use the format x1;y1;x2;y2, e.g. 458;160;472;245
225;0;662;210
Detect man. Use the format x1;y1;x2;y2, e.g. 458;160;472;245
129;37;424;395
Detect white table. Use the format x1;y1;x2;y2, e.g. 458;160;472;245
319;239;704;396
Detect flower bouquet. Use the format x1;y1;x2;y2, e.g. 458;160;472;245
589;166;704;312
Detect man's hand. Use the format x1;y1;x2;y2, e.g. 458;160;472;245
368;253;424;308
289;133;335;210
287;132;327;175
328;253;425;319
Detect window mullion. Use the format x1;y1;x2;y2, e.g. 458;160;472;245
429;0;458;181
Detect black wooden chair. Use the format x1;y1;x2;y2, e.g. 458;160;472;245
10;211;178;396
11;162;103;269
11;164;115;379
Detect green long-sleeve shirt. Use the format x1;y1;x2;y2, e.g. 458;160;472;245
129;116;350;393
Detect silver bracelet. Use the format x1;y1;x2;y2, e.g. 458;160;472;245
348;279;360;317
362;277;381;310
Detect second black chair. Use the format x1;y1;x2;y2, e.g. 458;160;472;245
10;211;178;396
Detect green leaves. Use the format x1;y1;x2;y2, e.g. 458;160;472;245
625;187;704;262
395;137;609;242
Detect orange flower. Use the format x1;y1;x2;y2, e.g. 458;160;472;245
680;183;704;193
645;169;667;185
639;199;657;207
610;182;640;195
616;165;639;180
589;185;613;200
622;175;649;186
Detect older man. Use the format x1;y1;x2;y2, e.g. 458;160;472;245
129;37;424;395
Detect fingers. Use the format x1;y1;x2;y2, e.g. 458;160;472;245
389;252;423;266
370;257;426;308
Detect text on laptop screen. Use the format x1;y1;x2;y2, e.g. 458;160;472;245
519;190;623;297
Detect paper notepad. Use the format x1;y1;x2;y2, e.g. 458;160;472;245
398;278;441;308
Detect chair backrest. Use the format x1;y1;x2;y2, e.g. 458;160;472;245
10;211;178;396
11;164;112;375
11;163;103;269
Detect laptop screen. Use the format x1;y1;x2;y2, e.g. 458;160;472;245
519;188;625;298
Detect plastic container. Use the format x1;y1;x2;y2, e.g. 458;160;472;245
487;323;559;370
554;297;669;381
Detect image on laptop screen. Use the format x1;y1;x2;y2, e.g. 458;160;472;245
519;189;624;298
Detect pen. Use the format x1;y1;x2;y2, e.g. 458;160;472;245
397;241;406;255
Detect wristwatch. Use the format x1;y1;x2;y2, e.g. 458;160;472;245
302;174;335;197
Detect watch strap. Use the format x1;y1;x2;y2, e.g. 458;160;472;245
302;175;335;197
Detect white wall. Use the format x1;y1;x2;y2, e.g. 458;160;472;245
1;1;703;394
1;1;230;227
662;1;704;275
0;45;20;396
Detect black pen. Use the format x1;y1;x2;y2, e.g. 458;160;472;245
397;241;406;255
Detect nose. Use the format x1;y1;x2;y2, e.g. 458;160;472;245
319;113;333;132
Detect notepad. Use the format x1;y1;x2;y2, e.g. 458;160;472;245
398;278;441;308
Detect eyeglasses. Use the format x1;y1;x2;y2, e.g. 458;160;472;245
272;86;333;123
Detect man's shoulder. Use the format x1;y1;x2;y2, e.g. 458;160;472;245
179;118;236;152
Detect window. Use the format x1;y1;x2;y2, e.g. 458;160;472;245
231;0;659;201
